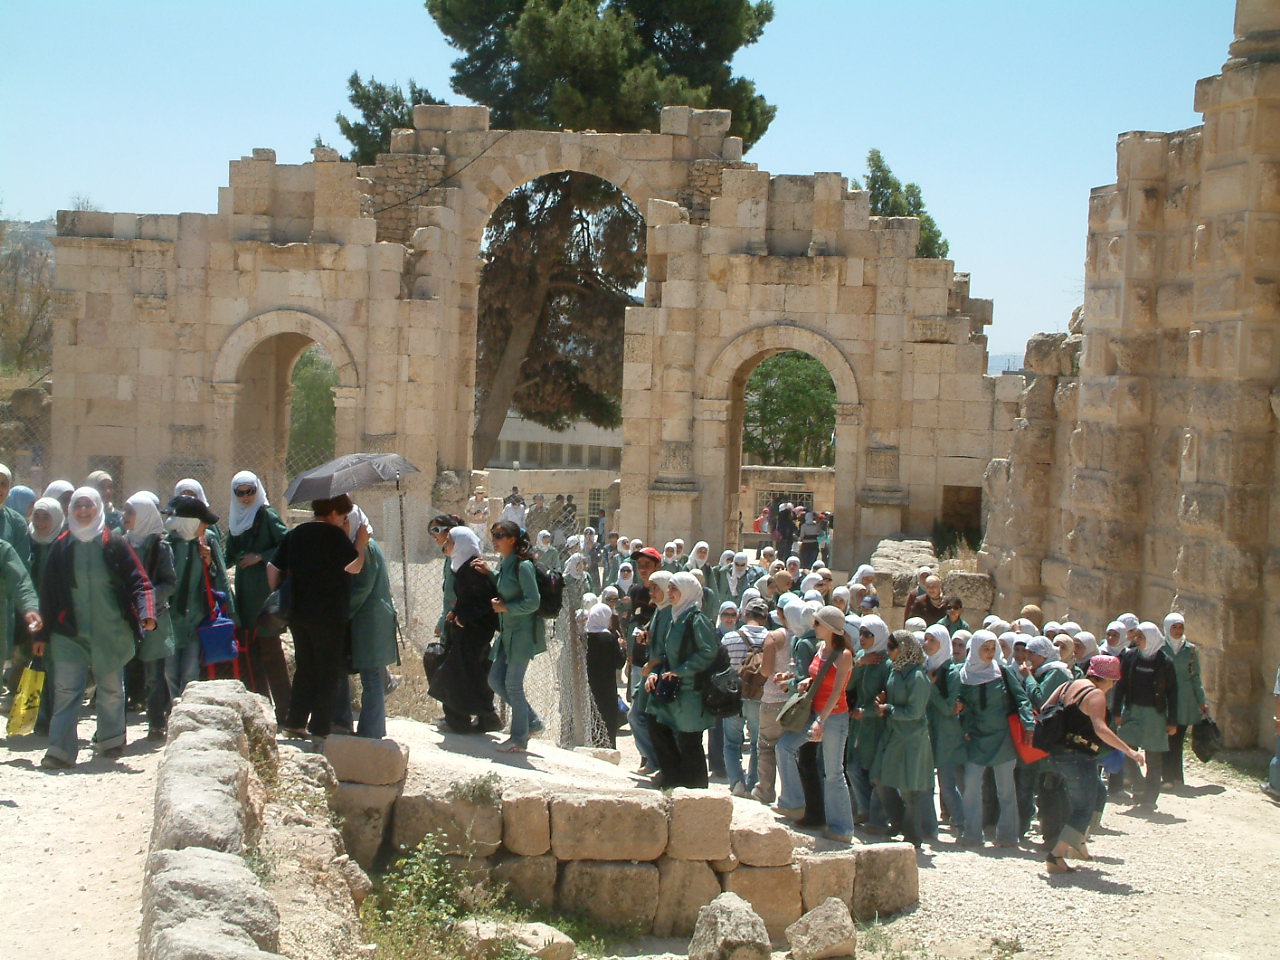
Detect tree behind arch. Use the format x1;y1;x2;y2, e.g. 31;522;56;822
742;352;836;467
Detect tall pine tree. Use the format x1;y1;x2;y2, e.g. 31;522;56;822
854;149;948;259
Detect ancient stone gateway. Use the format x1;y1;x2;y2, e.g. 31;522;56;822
50;104;1016;566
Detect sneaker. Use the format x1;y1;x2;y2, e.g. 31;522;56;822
750;786;775;805
730;782;751;798
39;754;71;770
822;830;853;843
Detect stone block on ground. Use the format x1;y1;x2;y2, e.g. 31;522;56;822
785;896;857;960
331;781;401;869
851;842;918;921
687;891;771;960
392;787;503;856
572;745;622;764
868;538;939;607
150;918;286;960
178;680;277;762
797;851;857;912
151;745;252;854
722;864;803;940
501;785;551;856
141;848;280;958
557;860;660;931
729;802;794;867
166;703;250;756
322;734;409;785
652;856;722;937
277;747;337;794
667;789;733;861
459;919;575;960
941;571;995;622
549;793;667;861
493;853;557;909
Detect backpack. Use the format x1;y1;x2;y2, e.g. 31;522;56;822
1032;681;1093;754
678;619;743;718
737;633;768;700
532;561;564;618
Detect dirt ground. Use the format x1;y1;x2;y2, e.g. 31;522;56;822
2;691;1276;960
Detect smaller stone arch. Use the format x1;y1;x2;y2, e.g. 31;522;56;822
702;322;861;408
211;308;360;388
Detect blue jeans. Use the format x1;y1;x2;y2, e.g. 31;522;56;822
723;699;761;789
963;759;1018;845
1049;751;1102;849
630;700;656;765
489;646;541;747
778;711;854;835
846;757;887;827
333;669;387;739
46;659;125;765
164;643;201;702
1270;734;1280;793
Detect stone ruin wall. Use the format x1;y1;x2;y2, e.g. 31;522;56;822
983;0;1280;748
46;103;1016;570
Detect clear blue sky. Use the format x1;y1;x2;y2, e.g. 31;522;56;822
0;0;1236;354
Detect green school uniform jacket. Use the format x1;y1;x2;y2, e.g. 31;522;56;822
956;664;1034;767
846;652;890;770
1023;663;1073;710
646;606;718;733
492;553;545;662
1168;642;1208;727
872;664;934;792
223;505;288;630
0;504;32;568
926;661;967;768
349;539;399;671
0;538;39;662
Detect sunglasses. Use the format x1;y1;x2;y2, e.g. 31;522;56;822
948;605;963;611
491;531;513;540
234;487;257;497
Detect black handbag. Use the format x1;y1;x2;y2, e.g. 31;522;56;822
256;580;291;635
1191;716;1224;762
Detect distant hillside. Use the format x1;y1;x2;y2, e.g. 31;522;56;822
987;352;1024;375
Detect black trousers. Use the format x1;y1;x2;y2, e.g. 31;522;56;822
586;632;621;747
285;617;346;737
246;630;293;725
878;785;924;846
1126;750;1165;804
651;722;708;789
1166;725;1188;785
797;741;826;824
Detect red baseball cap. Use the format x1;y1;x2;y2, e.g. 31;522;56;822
631;546;662;563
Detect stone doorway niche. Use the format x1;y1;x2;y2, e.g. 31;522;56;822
211;308;361;504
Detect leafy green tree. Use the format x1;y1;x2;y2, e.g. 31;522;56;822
854;149;948;259
334;2;776;465
742;352;836;467
331;73;443;165
287;346;338;476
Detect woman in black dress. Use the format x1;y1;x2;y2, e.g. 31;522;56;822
429;526;502;733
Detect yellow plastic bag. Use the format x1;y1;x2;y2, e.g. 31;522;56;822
6;658;46;737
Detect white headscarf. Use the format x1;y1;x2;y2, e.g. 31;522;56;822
782;597;815;636
124;491;165;547
174;477;210;506
1075;631;1099;660
448;525;482;573
1117;612;1139;632
537;529;553;547
728;552;750;593
563;549;589;582
924;623;952;673
1027;636;1066;678
718;549;735;567
1138;621;1166;660
227;470;267;536
30;496;65;545
800;572;823;594
904;617;927;632
43;479;74;504
1163;612;1186;655
689;541;710;567
663;541;678;561
1059;621;1082;638
988;619;1011;636
1103;621;1128;656
853;564;876;584
961;629;1002;685
346;503;373;543
648;570;675;608
165;515;202;541
859;614;889;654
68;486;105;543
1013;618;1036;634
670;571;703;621
616;562;635;595
844;613;863;637
998;631;1019;664
802;589;823;602
740;587;762;606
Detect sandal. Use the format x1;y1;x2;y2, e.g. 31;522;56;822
498;740;527;754
1045;854;1075;875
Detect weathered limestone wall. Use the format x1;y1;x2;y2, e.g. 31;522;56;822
984;0;1280;747
49;103;1013;568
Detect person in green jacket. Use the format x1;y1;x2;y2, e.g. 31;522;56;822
26;497;64;734
333;504;399;739
956;629;1033;849
534;529;561;572
163;495;236;705
0;464;33;568
921;623;966;839
123;492;177;740
845;614;891;829
1162;612;1208;788
871;631;935;848
632;567;673;778
0;537;40;691
223;470;291;722
478;521;545;753
644;571;719;788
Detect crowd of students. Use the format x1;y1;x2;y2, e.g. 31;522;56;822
0;467;399;768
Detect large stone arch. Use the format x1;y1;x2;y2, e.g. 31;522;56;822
211;308;360;388
698;323;864;570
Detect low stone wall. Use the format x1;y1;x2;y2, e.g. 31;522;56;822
370;777;918;941
139;681;368;960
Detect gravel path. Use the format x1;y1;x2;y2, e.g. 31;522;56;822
1;711;161;960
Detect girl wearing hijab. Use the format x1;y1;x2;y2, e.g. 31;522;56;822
28;497;63;591
871;631;934;848
534;530;560;572
631;569;674;778
43;480;75;518
1018;636;1074;844
644;571;719;788
163;494;235;708
1073;631;1099;679
661;542;681;573
584;588;624;748
774;598;825;824
6;484;36;519
174;478;222;549
223;470;291;721
0;534;39;705
1162;612;1208;788
85;469;124;532
687;541;719;616
1113;621;1179;807
123;492;177;740
956;629;1034;849
478;521;545;753
429;526;502;735
331;505;399;739
845;614;891;830
921;622;965;838
0;465;32;567
34;487;156;768
775;605;855;842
